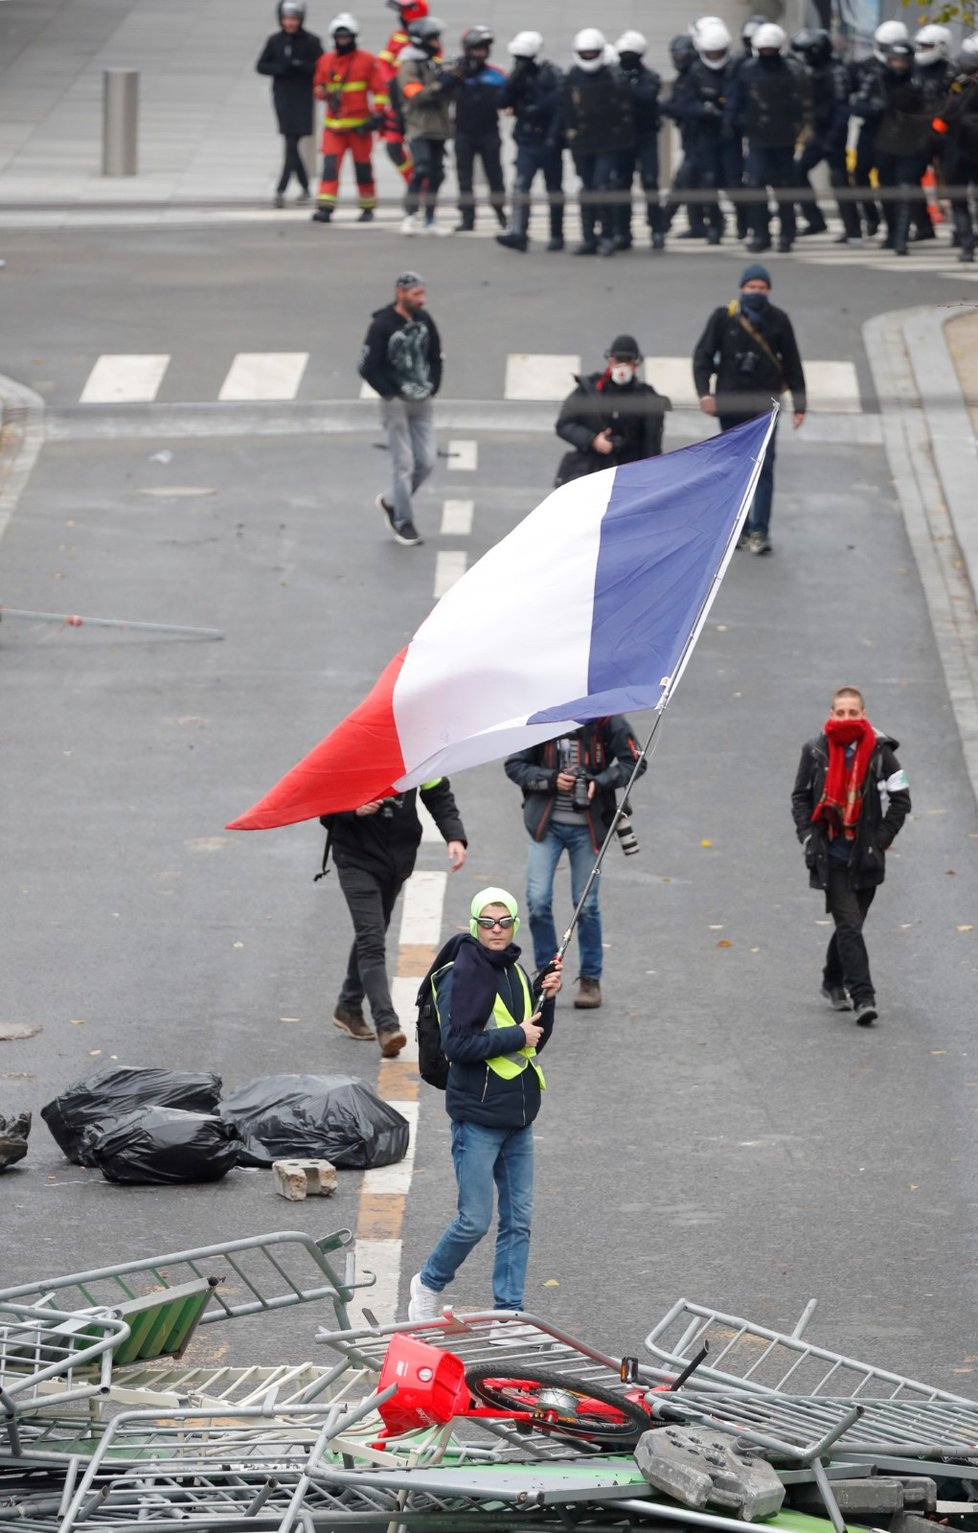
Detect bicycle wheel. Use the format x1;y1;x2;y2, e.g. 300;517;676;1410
465;1365;649;1447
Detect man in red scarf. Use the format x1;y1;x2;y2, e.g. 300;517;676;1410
791;686;910;1027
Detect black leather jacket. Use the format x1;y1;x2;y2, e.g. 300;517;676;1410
790;730;910;891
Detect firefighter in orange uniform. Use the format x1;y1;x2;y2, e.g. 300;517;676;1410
377;0;430;182
312;12;389;222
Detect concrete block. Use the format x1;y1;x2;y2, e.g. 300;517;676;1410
634;1427;785;1520
272;1158;337;1200
794;1478;936;1516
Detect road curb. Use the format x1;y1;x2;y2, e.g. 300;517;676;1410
863;306;978;812
0;371;45;547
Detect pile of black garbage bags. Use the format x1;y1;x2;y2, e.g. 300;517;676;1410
37;1066;409;1186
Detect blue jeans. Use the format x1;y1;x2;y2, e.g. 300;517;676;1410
526;821;602;978
720;416;776;538
420;1120;534;1309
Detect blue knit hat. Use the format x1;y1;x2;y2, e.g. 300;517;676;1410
739;262;772;287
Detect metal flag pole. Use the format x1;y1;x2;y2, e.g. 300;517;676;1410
537;404;780;999
0;607;224;640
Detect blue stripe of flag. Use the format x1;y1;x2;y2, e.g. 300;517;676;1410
529;415;771;725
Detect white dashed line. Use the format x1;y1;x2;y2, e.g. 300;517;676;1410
447;438;478;471
80;354;170;404
434;549;467;598
440;498;474;536
218;352;308;401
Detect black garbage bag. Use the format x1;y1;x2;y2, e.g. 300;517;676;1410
0;1110;31;1170
221;1074;409;1170
42;1066;223;1165
82;1107;239;1185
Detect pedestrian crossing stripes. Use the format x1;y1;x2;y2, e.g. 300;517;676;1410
76;354;865;412
433;549;467;598
79;354;170;404
440;499;473;536
503;355;862;414
218;352;308;401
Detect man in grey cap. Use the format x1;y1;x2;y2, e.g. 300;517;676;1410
358;271;442;546
692;262;805;554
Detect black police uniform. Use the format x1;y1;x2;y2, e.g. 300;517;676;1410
615;56;665;246
559;63;636;253
727;52;812;249
793;44;860;238
501;57;564;244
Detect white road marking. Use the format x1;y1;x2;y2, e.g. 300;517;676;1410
218;352;308;401
447;438;478;471
359;378;379;399
351;1238;402;1324
440;499;473;536
390;977;421;1059
504;353;580;400
644;357;698;409
80;354;170;404
398;870;447;945
434;549;467;598
363;1101;419;1194
802;360;862;414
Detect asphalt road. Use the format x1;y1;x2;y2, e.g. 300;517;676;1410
1;224;977;1387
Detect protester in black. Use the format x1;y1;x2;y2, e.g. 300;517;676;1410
554;334;670;485
791;686;910;1028
324;779;466;1056
693;263;805;554
450;25;508;232
256;1;323;205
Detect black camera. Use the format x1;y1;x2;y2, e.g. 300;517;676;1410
735;350;759;378
379;794;404;820
615;816;639;856
571;769;591;813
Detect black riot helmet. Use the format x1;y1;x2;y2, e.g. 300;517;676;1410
461;23;493;53
881;39;914;74
669;33;697;71
791;28;833;68
408;15;443;54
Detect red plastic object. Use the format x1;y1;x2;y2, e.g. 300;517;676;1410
377;1333;471;1433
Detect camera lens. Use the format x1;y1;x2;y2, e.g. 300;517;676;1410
616;817;639;856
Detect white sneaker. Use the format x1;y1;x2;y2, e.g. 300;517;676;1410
487;1322;533;1347
408;1272;443;1322
400;214;420;236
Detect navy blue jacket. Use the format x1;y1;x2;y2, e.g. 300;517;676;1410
454;60;507;138
440;936;554;1129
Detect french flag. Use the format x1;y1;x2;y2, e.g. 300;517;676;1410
228;412;775;830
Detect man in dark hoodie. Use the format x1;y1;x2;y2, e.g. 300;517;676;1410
408;887;561;1320
359;270;442;547
553;334;669;486
791;686;910;1028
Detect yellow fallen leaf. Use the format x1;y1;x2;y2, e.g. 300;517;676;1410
88;1049;102;1057
700;839;712;848
946;869;957;875
931;1049;947;1056
908;1184;919;1191
542;1278;560;1288
232;940;245;948
750;947;760;953
717;939;732;948
708;924;724;930
957;924;974;932
70;1018;86;1026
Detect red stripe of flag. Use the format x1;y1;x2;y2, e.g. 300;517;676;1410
227;647;409;830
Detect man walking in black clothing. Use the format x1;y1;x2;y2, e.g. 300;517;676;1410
791;686;910;1028
692;263;805;554
325;779;466;1056
553;334;670;485
359;271;442;547
256;1;323;206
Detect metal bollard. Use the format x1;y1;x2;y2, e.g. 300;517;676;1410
102;70;138;176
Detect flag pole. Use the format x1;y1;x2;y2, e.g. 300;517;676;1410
0;607;224;640
538;404;780;1000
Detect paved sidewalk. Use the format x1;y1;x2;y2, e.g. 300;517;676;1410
0;0;750;210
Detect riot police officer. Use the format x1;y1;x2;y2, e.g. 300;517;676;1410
559;29;635;257
662;34;709;238
852;39;931;255
496;31;565;253
933;47;978;262
726;22;812;253
613;31;666;251
791;28;860;243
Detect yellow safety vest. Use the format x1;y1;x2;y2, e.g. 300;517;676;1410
484;968;545;1089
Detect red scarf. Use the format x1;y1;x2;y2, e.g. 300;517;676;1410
812;717;876;840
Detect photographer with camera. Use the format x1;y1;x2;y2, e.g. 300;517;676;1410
553;334;670;487
505;718;645;1011
692;263;805;555
323;780;466;1056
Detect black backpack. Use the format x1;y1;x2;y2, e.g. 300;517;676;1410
416;933;466;1090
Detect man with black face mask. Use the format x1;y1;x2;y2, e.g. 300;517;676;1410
726;22;812;252
613;31;666;251
553;335;670;485
692;264;806;555
497;31;565;253
852;40;932;255
662;34;709;239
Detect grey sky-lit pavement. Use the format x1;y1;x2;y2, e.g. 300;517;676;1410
2;0;978;1388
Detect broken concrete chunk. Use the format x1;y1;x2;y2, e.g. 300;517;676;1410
272;1158;337;1200
634;1425;785;1521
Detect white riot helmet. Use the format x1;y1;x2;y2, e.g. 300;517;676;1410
695;18;732;67
690;16;725;43
873;18;908;61
615;30;647;56
573;27;607;71
914;23;952;65
508;30;543;59
329;11;359;35
752;22;786;54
